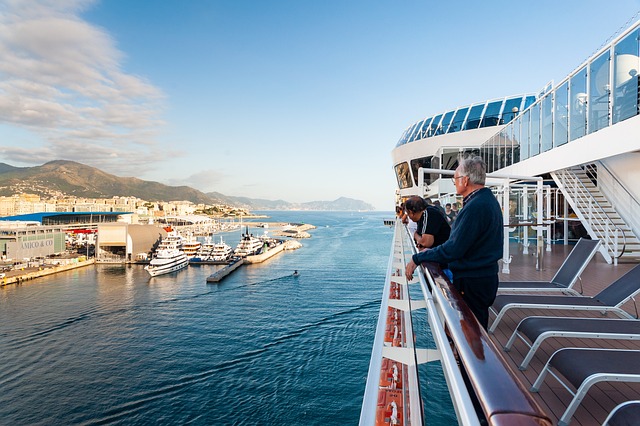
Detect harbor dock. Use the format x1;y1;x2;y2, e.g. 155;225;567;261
206;258;244;283
1;258;96;287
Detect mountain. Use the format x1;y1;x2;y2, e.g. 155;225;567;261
206;192;374;211
0;161;375;210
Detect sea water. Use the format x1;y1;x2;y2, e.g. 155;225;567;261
0;211;455;425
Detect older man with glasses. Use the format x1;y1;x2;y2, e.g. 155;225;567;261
405;156;503;330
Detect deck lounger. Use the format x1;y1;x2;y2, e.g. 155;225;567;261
603;400;640;425
531;348;640;426
499;238;600;294
489;264;640;334
504;316;640;369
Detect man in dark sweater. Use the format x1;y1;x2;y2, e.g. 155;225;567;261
404;156;503;329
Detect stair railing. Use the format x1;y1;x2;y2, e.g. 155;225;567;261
553;169;625;264
596;161;640;242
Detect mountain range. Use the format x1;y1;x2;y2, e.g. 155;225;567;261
0;160;375;211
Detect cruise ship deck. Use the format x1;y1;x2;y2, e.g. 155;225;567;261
493;242;639;425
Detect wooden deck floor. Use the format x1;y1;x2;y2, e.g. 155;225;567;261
492;242;640;425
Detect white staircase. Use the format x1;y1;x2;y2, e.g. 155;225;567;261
551;165;640;264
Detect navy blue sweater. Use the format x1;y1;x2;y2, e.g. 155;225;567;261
412;187;503;278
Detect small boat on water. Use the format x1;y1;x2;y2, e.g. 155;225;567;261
234;228;263;257
145;232;189;277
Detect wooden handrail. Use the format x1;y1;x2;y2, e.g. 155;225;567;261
422;262;552;426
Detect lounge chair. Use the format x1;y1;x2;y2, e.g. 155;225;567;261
603;400;640;425
488;264;640;333
531;348;640;426
498;238;600;294
504;316;640;369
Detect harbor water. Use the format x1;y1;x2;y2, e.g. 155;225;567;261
0;211;455;425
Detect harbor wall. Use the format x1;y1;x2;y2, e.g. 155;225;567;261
1;258;96;287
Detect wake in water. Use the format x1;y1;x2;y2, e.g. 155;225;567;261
81;299;381;425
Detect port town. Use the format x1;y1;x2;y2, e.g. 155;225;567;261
0;194;314;286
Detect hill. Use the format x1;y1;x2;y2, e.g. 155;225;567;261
0;161;375;210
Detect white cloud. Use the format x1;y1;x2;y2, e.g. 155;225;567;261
0;0;166;176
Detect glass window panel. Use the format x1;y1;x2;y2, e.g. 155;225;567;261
394;162;413;189
540;94;553;152
408;120;424;142
448;107;469;133
502;97;523;124
505;124;514;167
523;96;536;110
588;50;611;133
396;128;410;147
530;104;540;156
554;81;569;147
569;66;588;141
419;117;433;139
437;110;455;135
613;29;640;124
402;123;417;144
480;100;502;127
521;111;530;160
464;104;485;130
428;114;443;137
410;156;434;185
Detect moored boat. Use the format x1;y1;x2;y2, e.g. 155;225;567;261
234;228;263;257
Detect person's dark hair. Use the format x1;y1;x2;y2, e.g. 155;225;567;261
404;196;428;213
458;156;486;185
445;203;451;208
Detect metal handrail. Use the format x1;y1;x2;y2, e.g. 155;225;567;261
555;169;626;260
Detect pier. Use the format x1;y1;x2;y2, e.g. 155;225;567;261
1;258;96;287
206;258;244;283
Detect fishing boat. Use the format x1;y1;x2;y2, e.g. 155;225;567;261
234;227;263;257
361;18;640;426
145;232;188;277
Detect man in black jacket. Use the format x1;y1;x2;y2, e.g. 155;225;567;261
405;156;503;329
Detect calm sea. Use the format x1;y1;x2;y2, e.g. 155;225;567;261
0;211;455;425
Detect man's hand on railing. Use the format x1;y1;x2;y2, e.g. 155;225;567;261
405;259;417;281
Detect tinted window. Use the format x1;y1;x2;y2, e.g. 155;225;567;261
464;104;485;130
480;100;503;127
418;117;433;139
428;114;443;137
569;67;588;141
408;120;424;142
437;110;455;135
448;107;469;133
502;97;523;123
410;156;435;185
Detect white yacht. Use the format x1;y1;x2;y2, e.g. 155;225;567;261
144;232;188;277
362;18;640;426
211;236;233;261
234;228;263;257
190;236;216;263
181;235;201;259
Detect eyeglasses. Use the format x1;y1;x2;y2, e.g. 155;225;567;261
451;175;467;183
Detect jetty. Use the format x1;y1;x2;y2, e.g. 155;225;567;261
1;258;96;287
206;258;244;283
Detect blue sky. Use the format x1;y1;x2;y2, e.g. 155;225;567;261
1;0;639;210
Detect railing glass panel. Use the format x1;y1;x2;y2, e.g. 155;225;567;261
541;93;553;152
569;66;588;141
613;28;640;124
554;81;569;147
588;50;611;133
530;103;541;156
521;109;530;160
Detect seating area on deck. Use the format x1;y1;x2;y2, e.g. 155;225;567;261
491;241;640;425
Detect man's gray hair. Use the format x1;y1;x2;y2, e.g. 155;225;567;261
459;156;486;185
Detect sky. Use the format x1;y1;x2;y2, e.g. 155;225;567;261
1;0;640;210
